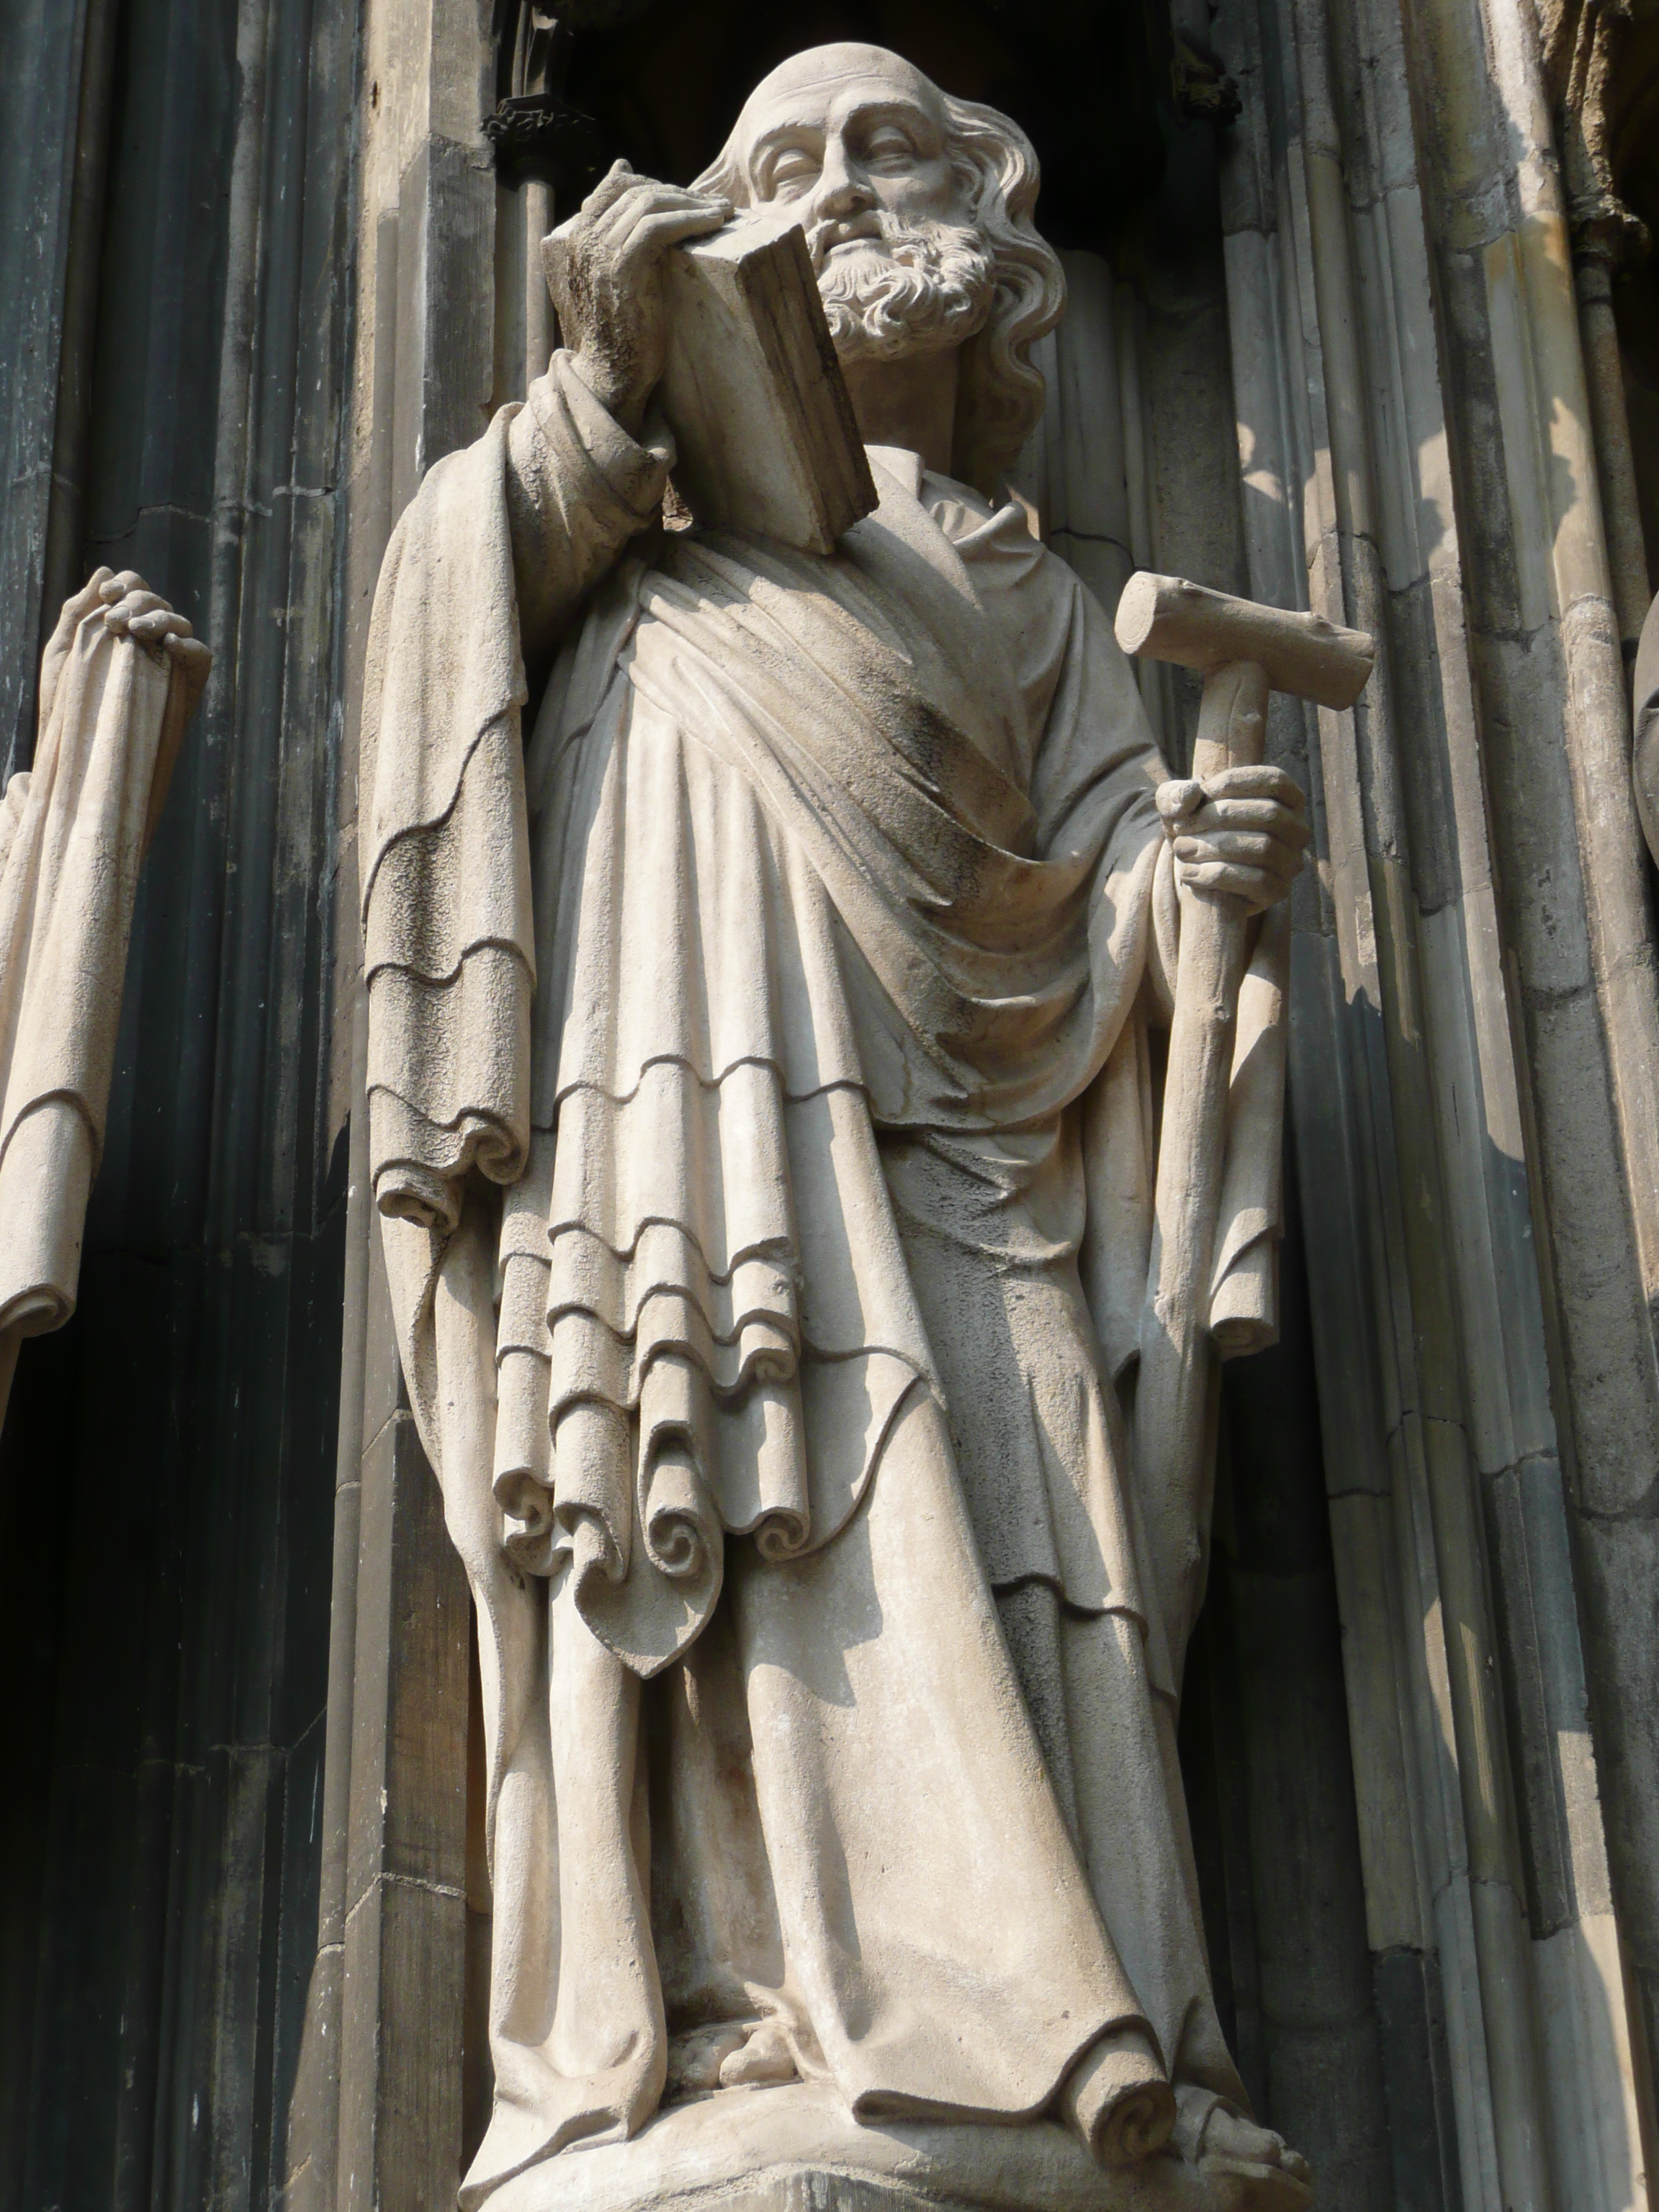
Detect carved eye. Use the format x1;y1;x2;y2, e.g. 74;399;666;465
862;125;917;169
765;145;820;195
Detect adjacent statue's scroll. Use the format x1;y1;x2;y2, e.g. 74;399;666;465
361;42;1324;2212
0;570;207;1426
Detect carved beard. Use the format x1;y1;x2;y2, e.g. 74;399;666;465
808;212;996;363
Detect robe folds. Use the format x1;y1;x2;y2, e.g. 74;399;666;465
361;354;1285;2205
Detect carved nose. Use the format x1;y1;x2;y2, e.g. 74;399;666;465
811;162;874;223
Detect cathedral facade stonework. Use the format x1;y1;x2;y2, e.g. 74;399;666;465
4;9;1659;2212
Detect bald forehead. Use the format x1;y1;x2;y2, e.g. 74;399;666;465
734;42;947;151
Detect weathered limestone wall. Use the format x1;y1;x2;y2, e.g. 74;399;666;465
282;4;498;2207
1020;207;1397;2212
1211;0;1658;2203
1401;0;1659;2113
0;0;114;779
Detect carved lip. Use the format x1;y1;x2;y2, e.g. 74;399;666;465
806;215;886;268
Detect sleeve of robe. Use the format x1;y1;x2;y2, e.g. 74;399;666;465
0;580;188;1417
359;351;670;1466
359;354;673;1239
358;366;673;2010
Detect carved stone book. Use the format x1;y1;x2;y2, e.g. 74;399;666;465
657;219;878;554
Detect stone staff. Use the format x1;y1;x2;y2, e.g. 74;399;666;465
1115;570;1374;1676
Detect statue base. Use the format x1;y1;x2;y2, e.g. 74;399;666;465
486;2082;1308;2212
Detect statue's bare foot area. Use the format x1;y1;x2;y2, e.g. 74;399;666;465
716;2018;801;2088
1201;2108;1311;2180
664;2023;749;2096
1175;2091;1313;2208
663;2018;803;2096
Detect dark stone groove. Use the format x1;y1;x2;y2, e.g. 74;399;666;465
0;0;355;2208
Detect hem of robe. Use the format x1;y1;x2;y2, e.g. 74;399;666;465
460;1392;1165;2208
510;640;948;1671
880;1128;1242;2112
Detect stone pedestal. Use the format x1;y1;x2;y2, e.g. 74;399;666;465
489;2082;1285;2212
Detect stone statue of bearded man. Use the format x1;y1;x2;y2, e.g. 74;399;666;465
359;40;1313;2212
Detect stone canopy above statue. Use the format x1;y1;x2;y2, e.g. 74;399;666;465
484;0;1174;245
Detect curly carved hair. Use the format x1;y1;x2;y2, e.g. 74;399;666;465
693;86;1066;498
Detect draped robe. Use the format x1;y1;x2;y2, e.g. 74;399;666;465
360;354;1285;2206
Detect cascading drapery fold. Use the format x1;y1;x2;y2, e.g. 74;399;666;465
494;616;944;1673
359;406;537;1235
